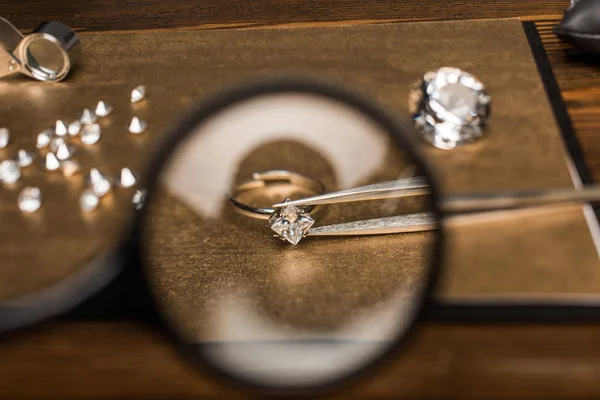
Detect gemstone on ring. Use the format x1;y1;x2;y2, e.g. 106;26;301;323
269;199;315;245
409;67;491;150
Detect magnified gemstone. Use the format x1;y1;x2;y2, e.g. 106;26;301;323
0;160;21;183
81;124;101;145
130;85;146;103
55;120;68;137
0;127;10;148
44;152;60;171
95;101;113;117
132;189;147;210
80;189;99;212
409;67;491;150
15;149;34;167
269;200;315;245
56;143;75;161
128;117;147;134
18;186;42;213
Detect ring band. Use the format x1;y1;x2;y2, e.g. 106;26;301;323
229;170;326;220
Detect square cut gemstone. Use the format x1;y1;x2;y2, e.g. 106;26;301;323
269;202;314;245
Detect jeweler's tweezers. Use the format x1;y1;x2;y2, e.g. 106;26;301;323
274;178;600;236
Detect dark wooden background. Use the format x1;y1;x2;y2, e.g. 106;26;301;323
3;1;600;398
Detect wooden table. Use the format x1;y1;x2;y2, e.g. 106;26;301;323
3;1;600;398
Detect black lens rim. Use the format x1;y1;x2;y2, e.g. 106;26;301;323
133;76;446;396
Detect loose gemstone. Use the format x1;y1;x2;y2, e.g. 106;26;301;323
128;117;147;134
80;189;99;212
269;200;315;245
87;168;111;197
50;137;66;152
130;85;146;103
95;101;113;117
0;160;21;183
44;152;60;171
18;186;42;213
56;142;75;160
55;120;68;136
0;127;10;148
80;108;97;125
132;189;146;210
61;160;81;177
68;120;82;136
80;124;101;145
36;129;54;149
118;167;136;188
15;149;34;167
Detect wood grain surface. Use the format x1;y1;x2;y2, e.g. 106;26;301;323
3;0;600;398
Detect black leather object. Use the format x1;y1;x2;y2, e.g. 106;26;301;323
555;0;600;55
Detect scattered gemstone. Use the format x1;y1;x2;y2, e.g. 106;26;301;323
36;129;53;149
50;137;66;152
80;189;99;212
95;101;113;117
80;108;97;125
68;120;82;136
118;167;137;188
55;120;68;136
15;149;34;167
61;160;81;177
0;127;10;148
132;189;147;210
56;142;75;160
87;168;111;197
0;160;21;183
80;124;101;145
128;117;147;134
269;199;315;245
18;186;42;213
130;85;146;103
44;152;60;171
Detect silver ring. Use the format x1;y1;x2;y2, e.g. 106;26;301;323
0;18;81;82
229;170;326;245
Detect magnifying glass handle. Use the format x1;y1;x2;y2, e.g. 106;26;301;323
0;17;24;79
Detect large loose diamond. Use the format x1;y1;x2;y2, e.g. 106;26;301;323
409;67;491;150
269;199;315;245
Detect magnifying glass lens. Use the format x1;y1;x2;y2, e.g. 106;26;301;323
139;80;441;392
24;37;65;78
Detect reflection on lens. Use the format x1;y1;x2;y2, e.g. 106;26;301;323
141;83;440;391
25;37;65;78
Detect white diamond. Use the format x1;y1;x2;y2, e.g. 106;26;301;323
80;189;99;212
269;201;314;245
132;189;146;210
55;120;68;136
15;149;34;167
128;117;147;134
36;129;53;149
80;109;97;125
87;168;111;197
0;160;21;183
44;152;60;171
0;127;10;148
118;167;137;188
80;124;101;145
130;85;146;103
18;186;41;213
50;137;66;152
61;160;81;177
55;143;75;160
68;120;82;136
95;101;113;117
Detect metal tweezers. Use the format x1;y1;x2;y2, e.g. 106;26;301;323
272;177;600;237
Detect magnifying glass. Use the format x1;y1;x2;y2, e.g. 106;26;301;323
0;18;80;82
135;77;443;394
